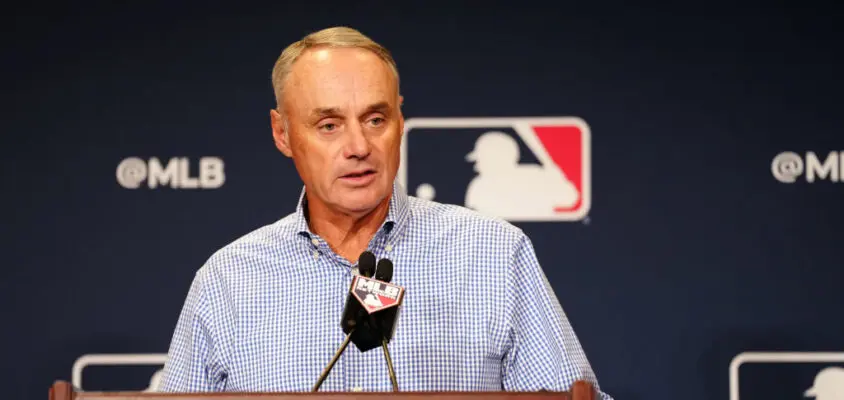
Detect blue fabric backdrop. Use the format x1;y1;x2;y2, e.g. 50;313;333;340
4;3;842;400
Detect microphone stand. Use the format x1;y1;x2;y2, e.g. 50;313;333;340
381;337;399;391
369;313;399;392
312;330;354;392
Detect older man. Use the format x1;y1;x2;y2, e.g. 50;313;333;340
158;26;612;399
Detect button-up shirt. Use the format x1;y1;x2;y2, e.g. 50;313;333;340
158;182;612;399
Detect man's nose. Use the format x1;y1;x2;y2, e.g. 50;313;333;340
343;122;372;159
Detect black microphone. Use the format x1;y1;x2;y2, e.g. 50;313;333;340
375;258;393;282
345;257;403;352
312;250;377;392
357;251;377;278
372;258;399;344
343;256;404;391
371;258;399;391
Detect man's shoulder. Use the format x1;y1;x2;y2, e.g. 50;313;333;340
198;212;302;277
406;195;528;244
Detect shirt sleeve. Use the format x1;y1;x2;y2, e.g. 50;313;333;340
501;233;614;400
158;265;230;392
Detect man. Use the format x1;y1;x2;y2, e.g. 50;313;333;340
158;26;612;399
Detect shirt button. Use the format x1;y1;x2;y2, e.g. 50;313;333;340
351;267;359;276
385;244;393;252
311;238;319;246
313;252;319;259
351;386;363;392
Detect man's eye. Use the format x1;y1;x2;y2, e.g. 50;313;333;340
321;123;337;131
369;117;385;126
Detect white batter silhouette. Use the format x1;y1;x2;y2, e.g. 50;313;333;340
143;369;163;392
364;293;383;308
464;131;579;220
805;367;844;400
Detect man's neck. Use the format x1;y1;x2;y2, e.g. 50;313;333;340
305;193;391;263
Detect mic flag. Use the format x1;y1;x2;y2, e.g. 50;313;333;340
341;274;405;352
350;275;404;314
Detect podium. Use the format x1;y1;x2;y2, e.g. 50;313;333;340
49;380;597;400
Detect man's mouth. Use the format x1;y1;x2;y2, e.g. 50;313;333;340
341;169;376;179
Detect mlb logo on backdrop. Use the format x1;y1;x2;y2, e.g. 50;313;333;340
399;117;591;222
73;353;167;392
730;351;844;400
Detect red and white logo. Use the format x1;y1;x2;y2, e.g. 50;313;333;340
72;353;167;392
730;352;844;400
351;276;404;313
399;117;591;222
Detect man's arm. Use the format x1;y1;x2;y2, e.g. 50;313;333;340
158;265;230;392
501;233;613;400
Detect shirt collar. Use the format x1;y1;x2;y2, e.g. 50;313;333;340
293;181;411;242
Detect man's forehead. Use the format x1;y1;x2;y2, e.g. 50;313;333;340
289;47;394;85
284;47;398;112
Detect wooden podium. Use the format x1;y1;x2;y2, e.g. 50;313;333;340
49;380;597;400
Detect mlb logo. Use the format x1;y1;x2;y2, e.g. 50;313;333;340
399;117;591;222
352;275;404;313
730;352;844;400
73;353;168;392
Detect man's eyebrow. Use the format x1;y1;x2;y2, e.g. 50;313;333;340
309;102;392;119
362;102;391;114
309;107;342;118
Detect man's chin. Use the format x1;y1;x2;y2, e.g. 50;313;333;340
335;190;388;215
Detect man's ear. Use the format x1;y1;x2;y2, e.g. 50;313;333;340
398;95;405;136
270;108;293;157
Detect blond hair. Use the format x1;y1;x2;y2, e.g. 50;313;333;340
271;26;400;110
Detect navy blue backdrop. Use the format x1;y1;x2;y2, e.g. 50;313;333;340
4;3;843;400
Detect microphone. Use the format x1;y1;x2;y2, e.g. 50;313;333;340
375;258;393;282
345;257;403;352
344;257;402;391
372;258;399;391
357;251;377;278
311;250;377;392
371;258;399;345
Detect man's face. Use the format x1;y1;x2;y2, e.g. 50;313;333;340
271;47;403;216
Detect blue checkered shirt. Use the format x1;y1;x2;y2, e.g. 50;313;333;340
158;182;612;399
